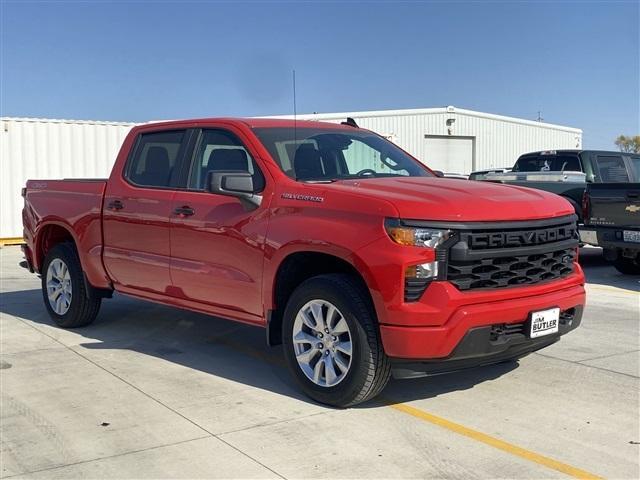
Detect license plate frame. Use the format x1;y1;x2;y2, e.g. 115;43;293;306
579;229;598;246
529;307;560;339
623;230;640;243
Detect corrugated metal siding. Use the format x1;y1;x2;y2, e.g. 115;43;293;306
285;109;582;172
0;118;135;238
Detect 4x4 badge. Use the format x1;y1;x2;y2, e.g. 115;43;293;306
625;205;640;213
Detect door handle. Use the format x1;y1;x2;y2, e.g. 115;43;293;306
626;191;639;199
107;200;124;211
174;206;195;217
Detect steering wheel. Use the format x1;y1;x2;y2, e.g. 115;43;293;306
356;169;377;177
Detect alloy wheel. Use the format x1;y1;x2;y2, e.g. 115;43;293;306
292;299;353;387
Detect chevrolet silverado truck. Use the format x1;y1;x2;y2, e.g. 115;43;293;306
21;118;586;407
480;150;640;221
580;182;640;274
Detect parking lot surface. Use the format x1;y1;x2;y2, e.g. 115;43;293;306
1;246;638;479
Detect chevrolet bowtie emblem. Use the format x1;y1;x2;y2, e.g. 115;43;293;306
626;204;640;213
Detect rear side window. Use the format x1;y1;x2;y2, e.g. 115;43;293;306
626;155;640;181
596;155;630;182
127;130;187;188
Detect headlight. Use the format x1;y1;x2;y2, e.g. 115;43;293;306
384;219;451;249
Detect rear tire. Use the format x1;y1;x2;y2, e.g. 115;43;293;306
41;243;101;328
282;274;391;407
612;255;640;275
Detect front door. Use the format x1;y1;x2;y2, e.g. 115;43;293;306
103;128;191;294
169;128;269;319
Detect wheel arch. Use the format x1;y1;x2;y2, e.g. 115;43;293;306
34;222;78;272
561;195;582;222
266;249;376;346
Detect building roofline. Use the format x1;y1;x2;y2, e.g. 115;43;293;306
2;107;583;134
265;106;582;134
0;116;138;126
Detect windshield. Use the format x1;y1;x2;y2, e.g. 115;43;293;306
253;127;432;181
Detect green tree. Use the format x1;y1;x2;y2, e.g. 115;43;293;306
615;135;640;153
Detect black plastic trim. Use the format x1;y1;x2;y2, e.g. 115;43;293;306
391;305;583;378
399;214;578;231
449;237;579;261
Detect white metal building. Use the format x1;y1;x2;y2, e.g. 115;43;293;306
268;106;582;175
0;107;581;240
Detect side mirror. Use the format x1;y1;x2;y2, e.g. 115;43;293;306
433;170;445;178
205;171;262;210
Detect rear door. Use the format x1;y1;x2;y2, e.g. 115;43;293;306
103;128;193;293
169;127;269;320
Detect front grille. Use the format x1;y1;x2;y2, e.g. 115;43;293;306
448;247;576;290
444;215;578;291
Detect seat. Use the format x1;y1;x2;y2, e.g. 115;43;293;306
294;144;324;180
207;149;249;171
200;149;250;189
138;146;171;186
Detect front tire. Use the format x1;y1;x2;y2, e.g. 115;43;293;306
282;274;391;407
41;243;101;328
612;255;640;275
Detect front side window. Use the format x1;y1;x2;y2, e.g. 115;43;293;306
253;127;431;181
188;129;265;192
596;155;630;182
127;130;186;188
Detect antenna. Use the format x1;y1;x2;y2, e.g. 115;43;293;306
536;110;544;122
292;69;297;147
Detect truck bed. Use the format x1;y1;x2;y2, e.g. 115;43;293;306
23;179;109;287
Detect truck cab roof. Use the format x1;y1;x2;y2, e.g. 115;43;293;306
138;117;359;131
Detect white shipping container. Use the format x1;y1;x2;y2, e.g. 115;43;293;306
0;117;136;240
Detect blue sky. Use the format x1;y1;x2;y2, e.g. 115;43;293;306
1;1;638;148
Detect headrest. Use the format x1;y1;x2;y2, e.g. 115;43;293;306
294;144;324;180
145;146;170;173
207;149;249;171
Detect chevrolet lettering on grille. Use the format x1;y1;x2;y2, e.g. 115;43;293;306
468;225;575;248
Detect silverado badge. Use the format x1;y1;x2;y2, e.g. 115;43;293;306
625;205;640;213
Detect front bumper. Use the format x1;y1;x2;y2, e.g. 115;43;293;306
379;281;585;359
391;305;582;378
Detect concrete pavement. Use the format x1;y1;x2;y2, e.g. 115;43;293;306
1;246;638;479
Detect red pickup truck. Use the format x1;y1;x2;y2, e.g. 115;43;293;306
22;118;585;407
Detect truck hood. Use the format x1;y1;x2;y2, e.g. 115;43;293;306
329;177;574;222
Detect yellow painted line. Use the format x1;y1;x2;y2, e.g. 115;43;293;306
210;334;605;479
387;401;604;480
0;237;24;246
587;284;639;296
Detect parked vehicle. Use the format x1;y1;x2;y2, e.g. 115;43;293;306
441;172;469;180
21;118;586;407
580;182;640;274
479;150;640;221
468;168;511;181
